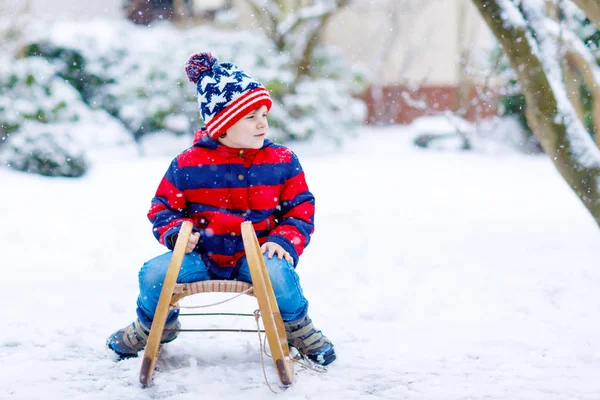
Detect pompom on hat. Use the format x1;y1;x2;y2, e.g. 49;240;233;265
185;52;272;139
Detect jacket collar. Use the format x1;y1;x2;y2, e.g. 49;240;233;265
192;128;273;155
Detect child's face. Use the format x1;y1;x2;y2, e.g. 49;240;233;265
219;106;268;149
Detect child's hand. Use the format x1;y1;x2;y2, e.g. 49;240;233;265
261;242;293;263
186;232;200;253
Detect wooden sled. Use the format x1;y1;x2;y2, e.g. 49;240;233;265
139;221;294;386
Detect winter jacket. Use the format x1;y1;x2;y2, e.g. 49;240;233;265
147;129;315;279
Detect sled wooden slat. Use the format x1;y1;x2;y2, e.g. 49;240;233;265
171;280;254;305
241;221;294;386
139;221;193;386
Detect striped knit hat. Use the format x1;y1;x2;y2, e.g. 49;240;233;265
185;52;272;139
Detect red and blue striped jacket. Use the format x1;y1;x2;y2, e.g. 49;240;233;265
147;129;315;279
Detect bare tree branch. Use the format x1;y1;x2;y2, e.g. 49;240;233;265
244;0;350;90
246;0;281;47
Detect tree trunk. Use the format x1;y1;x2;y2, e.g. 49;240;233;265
471;0;600;227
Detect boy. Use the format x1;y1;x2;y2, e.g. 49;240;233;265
106;52;336;366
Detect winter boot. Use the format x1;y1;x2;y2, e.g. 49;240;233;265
106;318;180;359
284;315;336;366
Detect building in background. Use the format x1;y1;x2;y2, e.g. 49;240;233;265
235;0;497;124
324;0;498;124
1;0;497;124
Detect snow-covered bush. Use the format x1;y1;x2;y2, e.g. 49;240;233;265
0;56;91;176
281;78;366;142
0;57;85;135
22;41;110;104
276;46;367;142
0;123;88;177
18;20;366;144
0;18;366;175
0;54;135;174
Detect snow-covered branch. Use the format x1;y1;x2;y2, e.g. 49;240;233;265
570;0;600;29
472;0;600;226
520;0;600;166
244;0;350;88
541;15;600;141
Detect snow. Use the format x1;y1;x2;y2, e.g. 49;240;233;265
2;123;600;399
498;0;527;29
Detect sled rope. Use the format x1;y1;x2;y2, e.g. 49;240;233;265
292;354;327;373
257;318;325;374
174;286;323;385
173;287;254;309
252;310;325;392
254;309;279;394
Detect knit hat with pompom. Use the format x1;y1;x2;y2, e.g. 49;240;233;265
185;52;272;139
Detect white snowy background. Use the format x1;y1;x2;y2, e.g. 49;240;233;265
2;119;600;399
2;0;600;398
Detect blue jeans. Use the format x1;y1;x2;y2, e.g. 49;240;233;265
136;251;309;326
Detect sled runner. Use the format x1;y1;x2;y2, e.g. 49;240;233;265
139;221;294;386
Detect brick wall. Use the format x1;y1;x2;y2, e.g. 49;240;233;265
360;84;501;124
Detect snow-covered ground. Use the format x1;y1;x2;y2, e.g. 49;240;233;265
2;124;600;399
